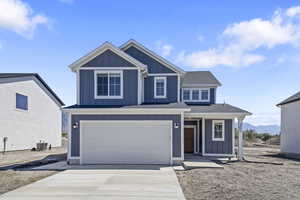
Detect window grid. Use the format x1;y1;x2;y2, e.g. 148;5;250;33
154;77;166;98
95;71;122;99
182;88;210;102
212;120;225;141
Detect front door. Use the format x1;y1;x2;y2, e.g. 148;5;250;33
184;127;194;153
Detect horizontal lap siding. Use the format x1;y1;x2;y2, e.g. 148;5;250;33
205;119;233;154
80;70;138;105
71;114;182;158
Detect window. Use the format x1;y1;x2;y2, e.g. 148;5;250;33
183;90;190;100
201;90;209;100
154;77;166;98
192;90;199;100
95;71;123;98
16;93;28;110
212;120;225;141
182;88;210;102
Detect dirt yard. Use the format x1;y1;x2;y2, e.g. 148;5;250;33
176;147;300;200
0;170;58;195
0;141;67;195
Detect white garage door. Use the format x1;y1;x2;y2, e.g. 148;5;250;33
80;120;172;165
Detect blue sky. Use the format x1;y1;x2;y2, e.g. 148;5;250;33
1;0;300;125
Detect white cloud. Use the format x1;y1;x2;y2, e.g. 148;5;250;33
0;0;49;39
177;6;300;68
155;41;174;57
286;6;300;17
59;0;74;4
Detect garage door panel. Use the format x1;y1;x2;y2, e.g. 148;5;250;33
80;121;172;164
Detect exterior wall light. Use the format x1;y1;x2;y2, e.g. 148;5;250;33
73;122;79;129
174;122;180;129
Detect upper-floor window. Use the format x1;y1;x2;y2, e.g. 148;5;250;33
212;120;225;141
182;88;210;102
16;93;28;110
94;71;123;99
154;77;167;98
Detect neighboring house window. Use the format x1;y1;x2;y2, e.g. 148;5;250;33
16;93;28;110
182;88;210;102
154;77;167;98
94;71;123;99
212;120;225;141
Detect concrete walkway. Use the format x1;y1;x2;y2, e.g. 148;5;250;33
0;165;185;200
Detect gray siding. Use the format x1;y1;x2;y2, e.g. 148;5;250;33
205;119;233;154
79;70;138;105
144;76;178;103
71;114;182;158
125;46;176;74
82;50;135;68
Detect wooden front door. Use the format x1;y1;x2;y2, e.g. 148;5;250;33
184;127;194;153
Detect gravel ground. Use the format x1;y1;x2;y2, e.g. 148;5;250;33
176;147;300;200
0;170;58;195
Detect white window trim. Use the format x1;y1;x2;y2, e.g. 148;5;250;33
154;76;167;99
94;70;123;99
212;120;225;141
182;88;210;102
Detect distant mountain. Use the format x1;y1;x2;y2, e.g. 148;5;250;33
242;122;280;135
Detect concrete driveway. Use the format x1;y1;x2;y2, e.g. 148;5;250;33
0;165;185;200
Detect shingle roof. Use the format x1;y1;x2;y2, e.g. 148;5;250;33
64;102;251;115
64;102;189;109
182;71;222;86
0;73;64;106
277;91;300;106
187;103;251;115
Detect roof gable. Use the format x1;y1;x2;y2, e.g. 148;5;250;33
82;49;135;68
182;71;222;87
120;39;185;75
69;42;147;72
0;73;64;106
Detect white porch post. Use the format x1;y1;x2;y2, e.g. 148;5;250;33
238;116;245;160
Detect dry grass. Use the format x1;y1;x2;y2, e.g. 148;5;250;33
176;147;300;200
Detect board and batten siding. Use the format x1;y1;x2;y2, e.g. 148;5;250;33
82;50;135;68
204;119;233;154
125;46;176;74
79;70;138;105
70;114;182;158
144;76;178;104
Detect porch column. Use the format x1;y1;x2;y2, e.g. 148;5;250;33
238;116;245;161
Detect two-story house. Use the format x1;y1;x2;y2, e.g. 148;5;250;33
64;40;251;165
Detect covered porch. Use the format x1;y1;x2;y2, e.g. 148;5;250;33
183;104;251;160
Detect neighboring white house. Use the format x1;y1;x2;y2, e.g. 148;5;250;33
0;73;64;151
277;91;300;156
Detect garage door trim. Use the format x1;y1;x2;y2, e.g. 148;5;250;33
79;120;173;165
